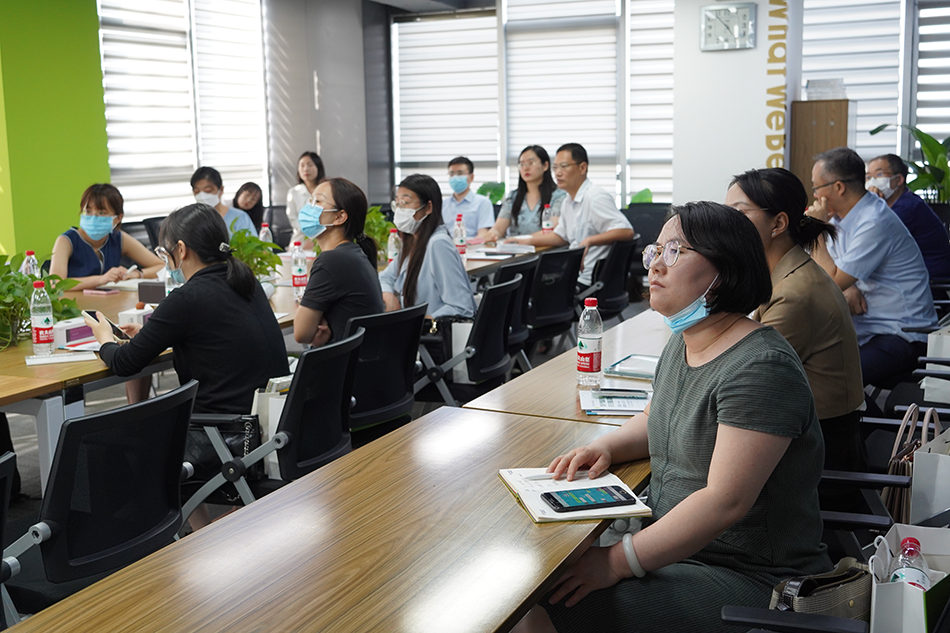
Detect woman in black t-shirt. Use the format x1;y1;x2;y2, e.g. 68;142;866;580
294;178;384;347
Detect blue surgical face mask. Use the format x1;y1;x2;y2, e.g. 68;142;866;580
299;203;337;239
448;175;469;195
80;214;117;241
663;275;719;335
168;265;186;285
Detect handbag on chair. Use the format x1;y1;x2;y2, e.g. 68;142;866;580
769;557;872;622
184;414;264;484
881;404;939;524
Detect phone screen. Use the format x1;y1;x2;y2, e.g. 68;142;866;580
82;310;131;341
542;486;637;512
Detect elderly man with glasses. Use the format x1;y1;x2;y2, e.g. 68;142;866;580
514;142;634;288
806;146;936;401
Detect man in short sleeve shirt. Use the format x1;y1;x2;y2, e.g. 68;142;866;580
806;147;937;389
518;143;634;287
441;156;495;239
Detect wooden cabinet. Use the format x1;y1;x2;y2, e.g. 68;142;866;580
789;100;856;190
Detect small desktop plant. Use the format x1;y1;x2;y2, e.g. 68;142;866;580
477;182;506;205
870;123;950;202
365;206;396;266
228;224;282;279
0;253;80;350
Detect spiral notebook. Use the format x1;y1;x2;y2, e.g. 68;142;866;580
603;354;659;380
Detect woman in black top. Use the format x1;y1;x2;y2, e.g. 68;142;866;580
86;204;289;414
293;178;384;347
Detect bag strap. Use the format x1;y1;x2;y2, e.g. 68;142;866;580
777;557;867;609
924;407;943;444
890;403;920;459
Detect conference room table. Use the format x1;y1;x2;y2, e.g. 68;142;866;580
465;308;670;427
8;406;651;633
0;284;300;489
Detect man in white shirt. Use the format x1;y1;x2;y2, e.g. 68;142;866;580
441;156;495;239
517;143;634;286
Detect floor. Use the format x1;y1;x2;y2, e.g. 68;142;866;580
4;297;649;533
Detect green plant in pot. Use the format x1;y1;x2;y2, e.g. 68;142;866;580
477;182;506;205
229;224;282;278
0;252;81;351
365;206;396;267
869;124;950;202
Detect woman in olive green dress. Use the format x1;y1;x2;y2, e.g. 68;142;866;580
515;201;832;633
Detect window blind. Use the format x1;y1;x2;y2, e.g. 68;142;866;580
393;16;500;196
801;0;902;160
628;0;673;203
917;2;950;142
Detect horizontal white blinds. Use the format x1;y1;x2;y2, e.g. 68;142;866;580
98;0;268;219
628;0;673;203
917;2;950;141
801;0;902;159
507;0;618;21
192;0;269;204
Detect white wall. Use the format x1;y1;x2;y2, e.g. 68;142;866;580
672;0;802;204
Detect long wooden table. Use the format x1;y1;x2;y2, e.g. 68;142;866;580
8;407;650;633
465;309;670;426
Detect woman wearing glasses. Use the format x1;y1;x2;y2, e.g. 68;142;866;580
486;145;565;241
725;168;865;472
50;183;164;290
516;202;831;633
380;174;475;318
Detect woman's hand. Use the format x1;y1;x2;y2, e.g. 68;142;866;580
547;443;613;480
383;292;401;312
484;228;501;244
99;267;127;285
310;318;332;347
84;311;117;345
119;323;142;339
548;544;630;608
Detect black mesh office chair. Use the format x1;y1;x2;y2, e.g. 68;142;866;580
0;452;17;630
414;275;521;406
142;216;167;250
495;255;539;373
264;205;292;250
576;239;638;322
3;381;197;618
344;304;427;448
119;221;152;266
525;247;585;357
181;329;364;519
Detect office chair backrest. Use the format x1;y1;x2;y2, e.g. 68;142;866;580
623;203;669;275
264;205;292;250
588;239;637;315
120;220;151;251
0;452;15;558
465;275;521;383
495;256;539;347
344;304;428;431
275;328;365;480
142;216;167;250
38;380;198;583
526;247;585;328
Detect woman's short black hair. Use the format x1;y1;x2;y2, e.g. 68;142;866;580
670;201;772;315
190;166;223;190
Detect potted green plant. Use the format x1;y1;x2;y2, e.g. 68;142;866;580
0;253;81;351
228;225;282;298
365;206;396;267
476;182;506;205
870;123;950;203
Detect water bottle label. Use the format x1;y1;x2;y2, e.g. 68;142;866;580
890;567;930;590
293;275;307;288
542;221;553;233
455;239;466;255
31;316;54;344
292;264;307;288
577;337;602;372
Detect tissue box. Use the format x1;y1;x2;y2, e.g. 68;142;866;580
118;306;154;327
53;317;96;348
137;281;166;304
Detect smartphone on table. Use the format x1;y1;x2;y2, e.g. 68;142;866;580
541;485;638;513
82;310;131;341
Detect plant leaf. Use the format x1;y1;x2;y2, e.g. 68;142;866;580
629;188;653;204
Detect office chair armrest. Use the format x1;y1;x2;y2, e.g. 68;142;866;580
189;413;245;426
720;606;868;633
181;462;195;482
821;470;911;489
903;326;942;334
920;357;950;367
0;556;20;583
821;509;893;531
913;369;950;380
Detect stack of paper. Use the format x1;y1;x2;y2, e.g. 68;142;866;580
604;354;659;380
498;467;651;523
579;391;651;415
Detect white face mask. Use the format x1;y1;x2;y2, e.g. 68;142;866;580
195;191;221;207
866;176;896;200
394;206;425;234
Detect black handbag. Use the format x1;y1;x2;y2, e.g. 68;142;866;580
185;414;264;484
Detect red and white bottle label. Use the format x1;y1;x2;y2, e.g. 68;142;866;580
542;221;553;234
292;265;307;288
455;239;466;256
32;316;54;344
577;337;602;372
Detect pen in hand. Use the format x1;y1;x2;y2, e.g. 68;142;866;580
524;469;591;481
122;265;139;280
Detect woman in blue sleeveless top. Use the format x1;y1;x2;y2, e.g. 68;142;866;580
50;184;163;290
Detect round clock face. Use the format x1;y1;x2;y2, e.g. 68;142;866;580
701;4;756;51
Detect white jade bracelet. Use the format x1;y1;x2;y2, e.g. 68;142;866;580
622;532;646;578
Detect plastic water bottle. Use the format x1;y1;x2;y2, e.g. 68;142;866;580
453;214;467;260
30;280;54;356
542;204;554;233
20;250;40;277
577;298;603;386
387;228;401;263
291;241;307;301
889;537;932;590
259;222;273;244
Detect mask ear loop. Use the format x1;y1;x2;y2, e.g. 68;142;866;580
702;274;720;305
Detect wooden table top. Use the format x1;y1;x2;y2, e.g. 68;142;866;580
9;407;650;633
464;246;550;278
465;309;670;427
0;285;297;402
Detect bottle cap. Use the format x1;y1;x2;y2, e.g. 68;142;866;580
294;241;302;246
390;228;397;233
902;537;921;549
32;280;45;289
262;223;269;228
457;214;463;221
584;298;598;307
26;250;35;256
